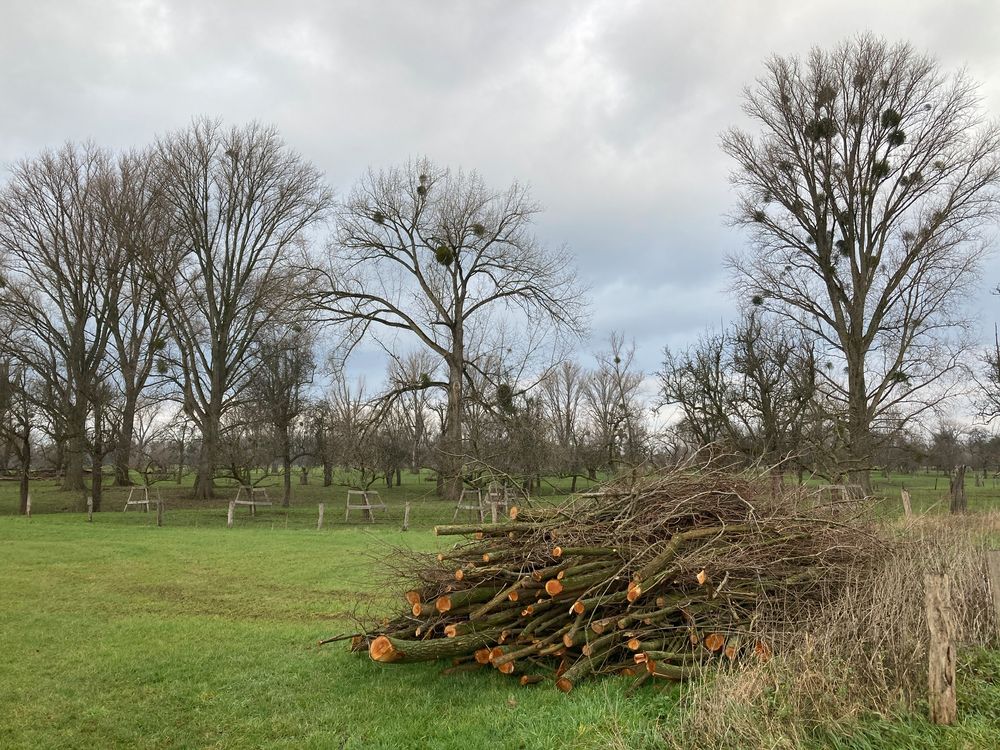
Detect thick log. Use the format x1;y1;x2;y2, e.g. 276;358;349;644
369;630;501;663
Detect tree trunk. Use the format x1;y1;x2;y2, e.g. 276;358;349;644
18;427;30;516
845;354;872;495
395;467;402;486
323;460;332;487
441;354;464;501
91;399;103;513
62;405;86;492
112;392;137;486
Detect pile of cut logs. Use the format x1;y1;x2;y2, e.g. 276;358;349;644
344;464;880;692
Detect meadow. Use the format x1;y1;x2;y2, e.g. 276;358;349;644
0;470;998;749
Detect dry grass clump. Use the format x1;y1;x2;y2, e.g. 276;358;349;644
669;512;998;749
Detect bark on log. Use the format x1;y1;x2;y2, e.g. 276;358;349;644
370;631;501;663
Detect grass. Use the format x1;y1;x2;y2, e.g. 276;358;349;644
0;471;998;748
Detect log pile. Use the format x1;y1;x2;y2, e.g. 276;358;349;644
349;464;882;692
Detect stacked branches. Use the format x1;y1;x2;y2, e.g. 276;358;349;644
354;463;884;691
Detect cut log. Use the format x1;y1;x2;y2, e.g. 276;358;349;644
369;631;500;663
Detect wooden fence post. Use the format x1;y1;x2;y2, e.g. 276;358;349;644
87;496;93;522
490;500;498;525
227;500;235;529
156;497;164;527
924;573;957;725
317;503;325;531
26;493;31;518
402;501;411;532
987;551;1000;638
901;488;912;519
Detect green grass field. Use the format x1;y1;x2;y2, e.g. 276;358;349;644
1;471;998;748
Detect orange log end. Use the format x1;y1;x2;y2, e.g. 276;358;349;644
627;638;641;651
545;579;564;596
626;581;641;603
696;569;708;585
435;595;452;613
555;677;574;693
474;648;492;664
444;624;459;638
498;661;516;674
552;546;563;558
704;633;725;653
509;506;520;520
404;590;421;606
369;635;400;663
508;590;519;602
571;600;585;615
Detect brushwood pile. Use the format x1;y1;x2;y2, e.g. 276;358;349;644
346;464;882;691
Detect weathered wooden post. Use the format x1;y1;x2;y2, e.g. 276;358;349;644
401;501;411;532
25;493;31;518
317;503;325;531
227;500;235;529
949;465;967;513
900;488;912;519
987;551;1000;637
924;573;957;725
156;496;164;527
87;496;93;522
490;500;498;525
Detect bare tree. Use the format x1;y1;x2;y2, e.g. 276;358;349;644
0;143;122;498
386;349;438;473
723;35;1000;491
541;360;587;489
0;358;33;514
582;334;647;474
248;329;316;507
660;311;820;485
309;159;587;499
103;148;170;486
151;119;331;499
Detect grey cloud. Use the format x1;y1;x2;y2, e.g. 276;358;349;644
3;0;1000;380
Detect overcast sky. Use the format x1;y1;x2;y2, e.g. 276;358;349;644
4;0;1000;384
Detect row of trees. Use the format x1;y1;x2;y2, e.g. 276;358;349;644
4;36;1000;510
0;121;589;509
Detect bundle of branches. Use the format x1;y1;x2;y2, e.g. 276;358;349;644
345;462;885;692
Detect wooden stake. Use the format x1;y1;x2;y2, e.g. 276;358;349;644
900;488;912;519
924;573;957;725
26;493;31;518
317;502;325;530
490;500;498;525
402;501;411;532
987;551;1000;637
87;496;93;522
156;496;164;527
227;500;235;529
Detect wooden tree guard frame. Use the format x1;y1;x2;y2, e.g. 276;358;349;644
233;485;273;516
453;488;484;522
123;485;153;512
345;490;386;522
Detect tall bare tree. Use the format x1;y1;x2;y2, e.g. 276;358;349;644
151;119;331;499
103;148;170;486
0;143;122;497
724;35;1000;490
248;329;316;507
310;159;587;499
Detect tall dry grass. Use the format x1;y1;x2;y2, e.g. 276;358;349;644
668;512;999;749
